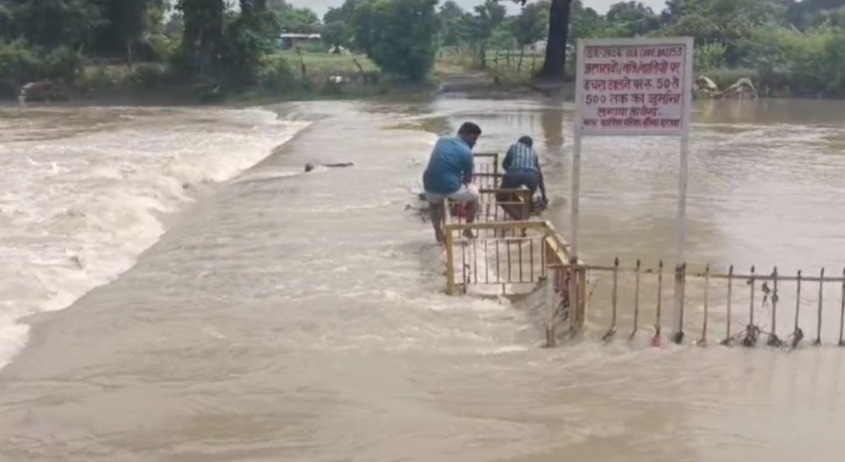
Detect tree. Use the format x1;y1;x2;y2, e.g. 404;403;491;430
322;20;346;51
437;0;467;46
3;0;103;49
322;0;369;51
510;1;547;47
660;0;782;66
515;0;573;82
268;1;319;33
472;0;507;42
352;0;439;81
164;11;184;39
176;0;226;78
568;0;604;40
605;1;660;37
92;0;165;67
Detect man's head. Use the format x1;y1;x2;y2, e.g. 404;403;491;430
518;135;533;148
457;122;482;148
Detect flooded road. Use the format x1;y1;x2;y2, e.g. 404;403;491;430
0;98;844;461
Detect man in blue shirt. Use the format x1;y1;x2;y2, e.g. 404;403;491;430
422;122;482;243
497;135;548;220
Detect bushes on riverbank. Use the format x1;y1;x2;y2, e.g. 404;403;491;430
435;0;845;99
0;38;394;103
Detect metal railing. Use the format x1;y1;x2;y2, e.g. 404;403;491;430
445;187;531;224
434;153;845;350
442;220;587;346
471;152;502;190
574;261;845;348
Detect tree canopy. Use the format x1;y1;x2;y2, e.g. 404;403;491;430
1;0;845;98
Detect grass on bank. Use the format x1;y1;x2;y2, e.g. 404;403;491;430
437;46;543;88
14;50;440;104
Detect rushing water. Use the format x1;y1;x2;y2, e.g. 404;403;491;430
0;98;844;461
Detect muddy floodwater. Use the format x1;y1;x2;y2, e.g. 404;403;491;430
1;98;844;461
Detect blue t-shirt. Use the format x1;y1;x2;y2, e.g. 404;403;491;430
422;136;474;195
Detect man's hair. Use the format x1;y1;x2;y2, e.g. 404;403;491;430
518;135;533;148
457;122;482;136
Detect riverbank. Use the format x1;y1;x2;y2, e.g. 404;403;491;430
7;49;576;107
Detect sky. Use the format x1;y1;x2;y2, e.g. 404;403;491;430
288;0;668;19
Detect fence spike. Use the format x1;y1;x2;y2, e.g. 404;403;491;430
816;267;824;346
793;269;804;349
838;268;845;347
742;265;758;347
840;268;845;347
698;263;710;346
630;259;641;341
652;260;664;347
768;267;782;347
722;265;734;346
603;257;619;343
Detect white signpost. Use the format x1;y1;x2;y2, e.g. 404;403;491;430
570;37;694;343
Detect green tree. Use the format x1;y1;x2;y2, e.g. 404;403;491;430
268;0;319;33
437;0;467;46
175;0;225;78
604;1;660;37
323;0;363;51
660;0;783;65
3;0;103;49
322;20;346;50
352;0;438;81
568;0;604;40
472;0;507;42
510;0;547;47
92;0;166;67
515;0;573;81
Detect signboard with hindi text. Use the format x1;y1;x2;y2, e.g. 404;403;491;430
575;37;693;137
569;36;695;343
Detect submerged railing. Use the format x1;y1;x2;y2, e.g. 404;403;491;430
442;219;587;346
432;153;845;350
431;152;585;346
576;261;845;348
471;152;502;191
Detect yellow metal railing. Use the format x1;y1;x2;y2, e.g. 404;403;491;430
442;219;587;346
471;152;501;191
573;260;845;348
435;153;845;350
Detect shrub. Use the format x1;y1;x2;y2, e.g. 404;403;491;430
0;40;39;95
126;63;167;89
258;54;297;92
352;0;438;81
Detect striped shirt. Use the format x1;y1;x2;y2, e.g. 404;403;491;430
503;141;540;172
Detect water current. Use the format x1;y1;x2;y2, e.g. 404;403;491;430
0;98;844;461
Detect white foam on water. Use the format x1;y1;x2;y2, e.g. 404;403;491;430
0;106;309;369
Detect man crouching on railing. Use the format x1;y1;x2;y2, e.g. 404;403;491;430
422;122;482;244
497;135;548;221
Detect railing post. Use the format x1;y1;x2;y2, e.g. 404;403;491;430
545;243;556;348
573;261;587;332
671;262;686;344
444;224;456;295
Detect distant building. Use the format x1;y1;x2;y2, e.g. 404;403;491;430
528;40;547;54
277;33;321;50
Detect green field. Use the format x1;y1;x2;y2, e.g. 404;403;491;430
276;51;379;79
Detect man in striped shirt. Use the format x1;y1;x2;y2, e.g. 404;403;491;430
497;135;547;220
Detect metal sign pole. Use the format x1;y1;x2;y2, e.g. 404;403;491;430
570;39;585;264
671;36;695;344
572;37;694;344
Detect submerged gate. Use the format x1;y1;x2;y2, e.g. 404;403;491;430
436;153;845;349
439;152;586;346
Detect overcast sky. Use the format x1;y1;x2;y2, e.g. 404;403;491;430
288;0;668;18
